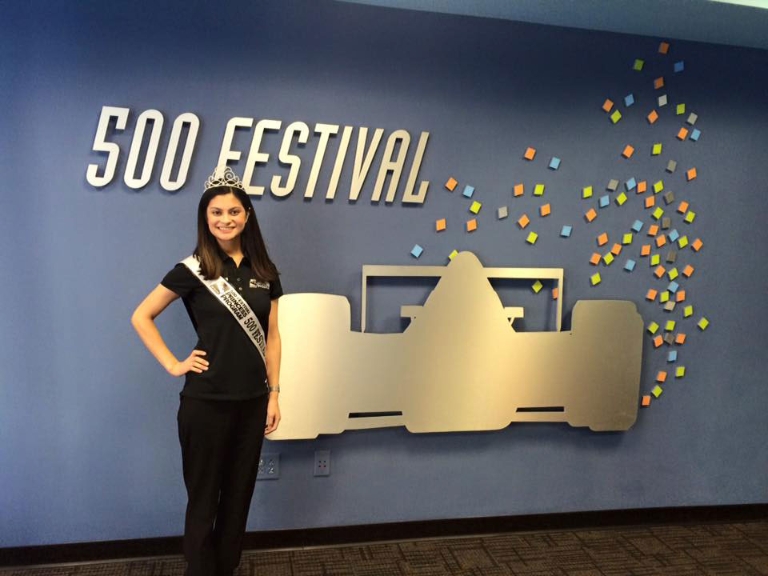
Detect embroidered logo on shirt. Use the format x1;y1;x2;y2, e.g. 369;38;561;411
249;279;270;290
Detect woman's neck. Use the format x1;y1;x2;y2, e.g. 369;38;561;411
217;239;244;266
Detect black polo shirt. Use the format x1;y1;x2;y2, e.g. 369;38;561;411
161;256;283;400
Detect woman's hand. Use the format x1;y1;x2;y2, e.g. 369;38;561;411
168;350;209;377
265;395;281;434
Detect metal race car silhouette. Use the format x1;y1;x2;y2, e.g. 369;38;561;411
268;252;643;439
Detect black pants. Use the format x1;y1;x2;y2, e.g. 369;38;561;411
177;395;269;576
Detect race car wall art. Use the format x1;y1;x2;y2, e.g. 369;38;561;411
268;252;644;440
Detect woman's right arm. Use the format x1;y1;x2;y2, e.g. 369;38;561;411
131;284;208;377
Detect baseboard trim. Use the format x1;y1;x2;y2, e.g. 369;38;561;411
2;503;766;567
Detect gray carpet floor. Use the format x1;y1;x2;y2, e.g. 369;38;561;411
2;520;766;576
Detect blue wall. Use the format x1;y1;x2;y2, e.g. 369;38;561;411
1;0;766;547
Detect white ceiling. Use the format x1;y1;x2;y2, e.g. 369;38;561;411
338;0;768;50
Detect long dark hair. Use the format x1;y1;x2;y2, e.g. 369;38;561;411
194;186;279;281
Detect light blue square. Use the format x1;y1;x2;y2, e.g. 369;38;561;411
669;229;680;242
690;129;701;141
674;61;685;73
599;195;610;208
462;185;475;198
549;157;561;170
632;220;644;233
625;177;637;191
668;350;678;362
624;259;636;272
668;281;679;293
624;93;635;107
410;244;423;258
560;225;573;238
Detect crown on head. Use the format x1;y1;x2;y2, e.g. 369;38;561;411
204;165;245;193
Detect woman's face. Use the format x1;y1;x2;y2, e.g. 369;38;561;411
206;193;249;246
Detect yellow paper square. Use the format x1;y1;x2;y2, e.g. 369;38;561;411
526;231;538;245
534;183;545;196
448;249;459;260
665;320;676;331
684;305;693;317
698;317;710;330
648;322;659;334
590;272;602;286
660;291;670;303
616;192;627;206
650;254;660;266
470;200;482;214
668;268;679;280
676;366;686;378
582;186;593;199
610;110;622;123
652;207;664;220
623;233;633;245
532;280;543;293
653;180;664;193
676;103;686;115
678;236;689;248
685;211;696;223
652;143;663;155
603;253;614;265
652;385;663;398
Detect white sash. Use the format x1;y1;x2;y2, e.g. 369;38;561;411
181;256;267;367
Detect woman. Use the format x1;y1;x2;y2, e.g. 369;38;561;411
132;165;282;576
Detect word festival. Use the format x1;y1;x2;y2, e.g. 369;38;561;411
85;106;431;205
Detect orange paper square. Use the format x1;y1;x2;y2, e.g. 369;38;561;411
646;289;658;301
692;238;703;251
654;77;665;89
517;214;530;229
514;183;525;197
675;290;686;302
524;147;537;160
642;395;652;407
677;201;689;213
647;224;659;237
659;41;670;54
654;265;666;278
683;264;694;277
552;287;559;300
445;177;458;191
622;145;635;158
539;203;551;217
602;99;614;113
655;234;667;248
597;233;608;246
640;244;651;256
611;243;622;256
590;253;601;266
675;333;687;345
687;167;698;181
585;208;597;222
647;110;659;124
677;127;689;140
645;196;656;209
435;218;446;232
656;370;668;383
653;335;664;348
466;219;477;232
637;181;647;194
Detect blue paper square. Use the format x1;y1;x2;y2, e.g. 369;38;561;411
549;157;561;170
631;220;644;233
668;350;678;362
690;129;701;141
462;185;475;198
674;61;685;73
669;229;680;242
667;281;679;293
625;177;637;191
560;225;573;238
624;93;635;107
624;259;636;272
410;244;424;258
599;195;610;208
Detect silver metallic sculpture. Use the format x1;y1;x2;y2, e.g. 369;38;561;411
268;252;643;440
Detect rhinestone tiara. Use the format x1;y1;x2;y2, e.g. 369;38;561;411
204;165;245;193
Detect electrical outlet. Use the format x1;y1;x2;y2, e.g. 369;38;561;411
257;453;280;480
313;450;330;477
